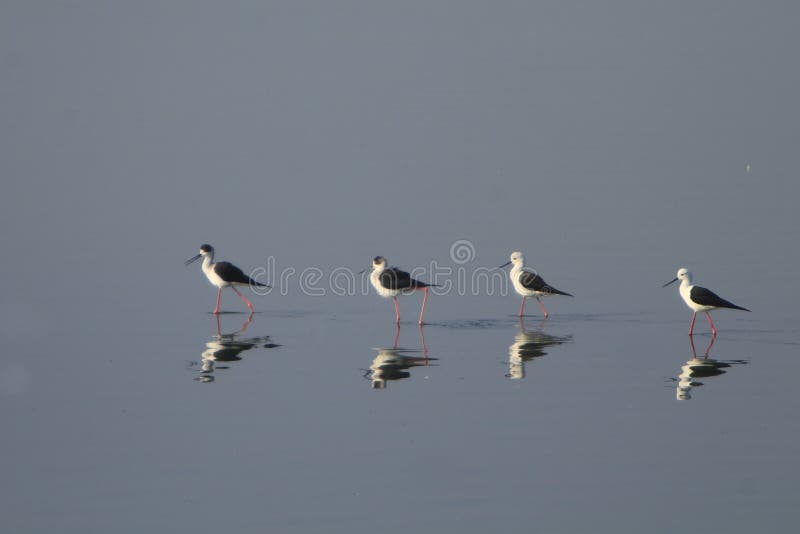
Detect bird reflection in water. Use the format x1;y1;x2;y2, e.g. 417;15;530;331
366;325;437;389
673;335;748;400
189;313;279;383
507;318;572;379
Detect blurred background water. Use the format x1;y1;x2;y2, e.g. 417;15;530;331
2;2;799;532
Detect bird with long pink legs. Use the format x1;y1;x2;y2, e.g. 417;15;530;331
499;251;573;318
663;268;749;336
185;244;269;314
367;256;438;325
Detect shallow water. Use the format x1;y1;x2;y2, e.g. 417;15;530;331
3;2;800;532
3;288;799;533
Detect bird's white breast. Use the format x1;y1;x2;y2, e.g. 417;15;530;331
203;264;229;288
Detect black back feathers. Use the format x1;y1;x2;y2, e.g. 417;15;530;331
518;271;573;297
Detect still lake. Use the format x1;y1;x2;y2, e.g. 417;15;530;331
2;249;799;532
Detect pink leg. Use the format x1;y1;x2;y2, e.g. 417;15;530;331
518;297;526;317
536;297;549;318
418;288;429;325
214;288;222;314
393;296;400;324
705;312;717;337
393;323;400;349
231;286;255;312
688;312;697;335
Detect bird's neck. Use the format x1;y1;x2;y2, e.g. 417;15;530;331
201;253;215;274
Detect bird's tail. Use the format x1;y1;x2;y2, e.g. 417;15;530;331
547;287;573;297
726;303;750;312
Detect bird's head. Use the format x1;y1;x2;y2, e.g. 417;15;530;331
499;251;525;269
185;244;214;266
663;267;691;287
372;256;388;270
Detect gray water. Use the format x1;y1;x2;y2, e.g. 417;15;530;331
3;2;800;533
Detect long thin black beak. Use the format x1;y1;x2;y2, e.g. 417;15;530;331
358;269;366;275
185;254;201;266
662;277;678;288
498;261;512;269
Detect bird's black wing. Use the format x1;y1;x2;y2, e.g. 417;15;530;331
519;271;573;296
380;267;432;290
690;286;749;311
214;261;267;287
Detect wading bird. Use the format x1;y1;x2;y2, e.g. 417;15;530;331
185;244;269;314
367;256;437;325
499;251;573;318
663;268;749;336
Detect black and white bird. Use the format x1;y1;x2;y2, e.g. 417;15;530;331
499;251;573;318
185;244;269;314
663;268;749;336
368;256;437;324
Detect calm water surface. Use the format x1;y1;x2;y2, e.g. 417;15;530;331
3;269;799;533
